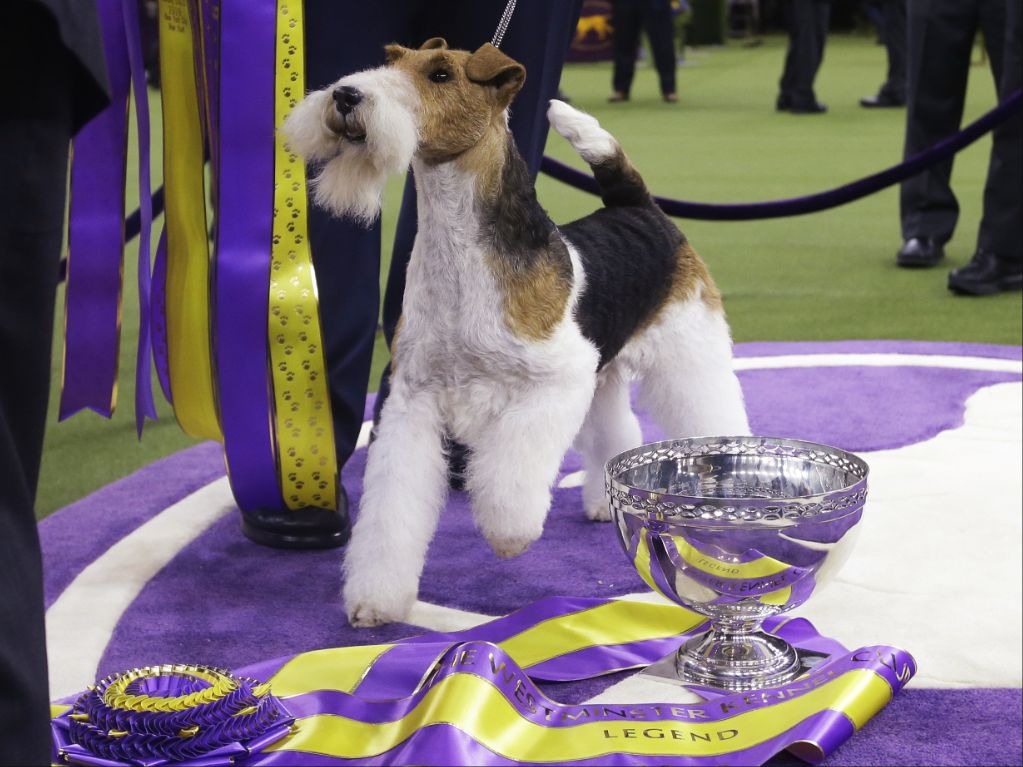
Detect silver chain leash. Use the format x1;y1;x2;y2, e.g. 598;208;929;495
491;0;518;48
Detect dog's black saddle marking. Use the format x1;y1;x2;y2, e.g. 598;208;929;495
561;205;684;369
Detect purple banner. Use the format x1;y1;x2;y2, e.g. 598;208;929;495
150;227;172;403
214;0;286;511
61;0;131;421
123;0;158;435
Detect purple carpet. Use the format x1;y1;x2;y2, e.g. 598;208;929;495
41;341;1023;766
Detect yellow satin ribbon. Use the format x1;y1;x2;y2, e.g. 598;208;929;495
103;665;232;712
158;0;222;441
267;0;338;510
267;600;706;699
268;668;893;761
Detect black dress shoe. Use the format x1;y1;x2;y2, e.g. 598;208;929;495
788;100;827;114
896;236;946;268
776;93;791;111
948;250;1023;295
241;487;351;549
859;93;905;108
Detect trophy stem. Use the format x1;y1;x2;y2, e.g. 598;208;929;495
675;618;801;691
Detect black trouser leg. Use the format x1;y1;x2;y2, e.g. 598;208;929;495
642;0;678;96
880;0;907;100
976;0;1018;261
611;0;643;95
811;0;830;87
304;1;425;471
779;0;826;107
900;0;978;241
0;10;73;764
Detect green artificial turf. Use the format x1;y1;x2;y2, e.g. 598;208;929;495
35;34;1021;519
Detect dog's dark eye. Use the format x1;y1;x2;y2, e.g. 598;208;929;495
428;69;451;83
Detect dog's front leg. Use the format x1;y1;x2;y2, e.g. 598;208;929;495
466;377;595;559
342;386;447;627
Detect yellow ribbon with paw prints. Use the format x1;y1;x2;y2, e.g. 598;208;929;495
268;0;338;511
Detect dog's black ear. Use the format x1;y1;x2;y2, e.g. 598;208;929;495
419;37;448;50
385;43;409;63
465;43;526;109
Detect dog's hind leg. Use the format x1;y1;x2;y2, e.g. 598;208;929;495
633;299;751;439
466;376;595;559
573;365;642;522
342;387;448;627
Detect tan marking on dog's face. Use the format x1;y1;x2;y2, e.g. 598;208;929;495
492;256;571;342
385;41;525;163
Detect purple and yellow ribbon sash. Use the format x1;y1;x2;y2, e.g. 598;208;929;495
52;598;914;766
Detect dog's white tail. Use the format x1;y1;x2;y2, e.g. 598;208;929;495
547;99;652;209
547;99;619;164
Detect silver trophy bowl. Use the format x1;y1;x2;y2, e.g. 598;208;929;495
606;436;868;691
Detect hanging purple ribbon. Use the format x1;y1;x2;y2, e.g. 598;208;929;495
61;0;131;421
200;0;222;187
214;0;287;511
122;0;158;436
151;227;173;403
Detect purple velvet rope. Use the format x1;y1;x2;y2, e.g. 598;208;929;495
541;89;1023;221
214;0;287;512
60;0;131;421
117;88;1022;240
122;0;158;436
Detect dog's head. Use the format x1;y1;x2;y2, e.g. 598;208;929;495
283;38;526;225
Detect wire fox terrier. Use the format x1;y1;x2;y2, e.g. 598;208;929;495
284;38;750;626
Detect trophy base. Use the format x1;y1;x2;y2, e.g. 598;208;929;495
640;629;830;692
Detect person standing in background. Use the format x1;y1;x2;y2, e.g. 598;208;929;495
1;2;109;763
776;0;830;114
894;0;1018;296
946;0;1021;294
860;0;907;107
608;0;679;102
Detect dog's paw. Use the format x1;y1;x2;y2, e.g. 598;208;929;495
343;576;415;627
346;601;403;628
586;502;612;522
487;534;535;559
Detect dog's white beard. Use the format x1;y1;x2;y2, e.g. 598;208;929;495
281;90;338;163
283;70;419;226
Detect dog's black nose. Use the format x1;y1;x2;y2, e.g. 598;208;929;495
333;85;362;115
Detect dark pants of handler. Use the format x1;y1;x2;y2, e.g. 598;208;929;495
303;0;583;474
899;0;1014;257
0;3;107;763
778;0;830;109
610;0;678;98
878;0;907;102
